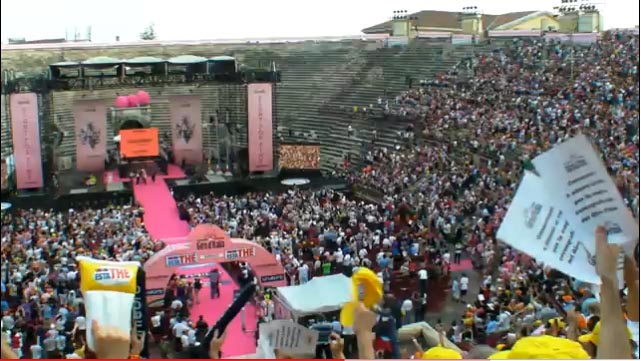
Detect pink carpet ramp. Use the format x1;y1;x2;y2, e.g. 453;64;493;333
133;180;191;239
177;264;258;357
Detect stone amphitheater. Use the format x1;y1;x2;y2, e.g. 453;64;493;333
0;38;489;174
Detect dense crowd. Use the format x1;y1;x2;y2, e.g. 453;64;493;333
1;30;639;359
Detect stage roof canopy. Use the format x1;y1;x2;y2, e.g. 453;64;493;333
125;56;165;64
82;56;122;65
168;55;208;64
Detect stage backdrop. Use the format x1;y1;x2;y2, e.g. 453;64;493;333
73;100;107;172
169;95;203;164
10;93;43;189
247;83;274;172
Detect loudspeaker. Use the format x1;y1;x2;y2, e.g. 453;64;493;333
238;148;249;177
184;164;197;177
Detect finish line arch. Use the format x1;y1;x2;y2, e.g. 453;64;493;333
144;224;286;306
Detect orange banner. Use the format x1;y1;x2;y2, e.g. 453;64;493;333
119;128;159;158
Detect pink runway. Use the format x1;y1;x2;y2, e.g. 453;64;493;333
112;164;257;356
174;264;258;356
105;164;191;239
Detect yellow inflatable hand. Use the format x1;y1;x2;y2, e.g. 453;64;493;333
340;267;383;327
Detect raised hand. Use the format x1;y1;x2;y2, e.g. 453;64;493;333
209;329;226;359
329;332;345;359
92;319;131;359
595;226;620;283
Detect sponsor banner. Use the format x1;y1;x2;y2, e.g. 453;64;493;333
169;95;203;165
165;253;197;267
146;288;165;296
133;268;150;358
225;247;256;261
260;274;285;283
199;253;225;260
196;238;226;250
279;145;320;169
119;128;159;158
10;93;43;189
73;100;107;172
247;83;274;172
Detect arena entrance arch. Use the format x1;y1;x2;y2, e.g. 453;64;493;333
144;224;286;306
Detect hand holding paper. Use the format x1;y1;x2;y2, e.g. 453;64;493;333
259;320;319;356
497;134;635;285
531;134;638;247
496;171;601;283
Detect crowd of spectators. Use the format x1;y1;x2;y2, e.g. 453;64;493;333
0;30;639;359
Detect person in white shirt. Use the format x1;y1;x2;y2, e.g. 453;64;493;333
497;309;511;331
298;263;309;284
43;336;56;358
460;274;469;297
171;299;183;311
30;340;43;359
187;329;197;345
401;298;414;325
418;268;428;298
173;320;189;352
173;320;189;338
334;249;344;264
442;251;451;274
180;333;190;349
74;315;86;331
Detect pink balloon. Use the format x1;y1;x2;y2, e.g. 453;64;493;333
136;90;151;106
127;94;140;107
114;96;129;108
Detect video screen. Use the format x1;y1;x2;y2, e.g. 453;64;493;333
119;128;159;158
279;145;320;169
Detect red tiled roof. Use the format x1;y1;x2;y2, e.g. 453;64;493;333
361;10;539;34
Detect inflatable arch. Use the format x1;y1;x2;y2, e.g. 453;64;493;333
144;224;286;305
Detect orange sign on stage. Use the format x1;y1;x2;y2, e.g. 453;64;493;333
119;128;159;158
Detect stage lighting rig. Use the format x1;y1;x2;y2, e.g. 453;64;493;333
392;10;409;20
556;0;600;14
462;5;480;15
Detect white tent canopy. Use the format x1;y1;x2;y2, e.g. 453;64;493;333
275;274;352;316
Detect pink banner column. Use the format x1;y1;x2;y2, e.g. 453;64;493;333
10;93;43;189
73;100;107;172
247;83;274;172
169;95;203;165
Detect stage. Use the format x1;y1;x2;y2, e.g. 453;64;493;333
3;166;349;211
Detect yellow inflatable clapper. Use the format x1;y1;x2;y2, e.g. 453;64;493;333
340;267;383;327
77;256;140;351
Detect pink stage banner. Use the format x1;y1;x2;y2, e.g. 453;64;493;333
73;100;107;172
247;83;274;172
10;93;43;189
169;95;203;164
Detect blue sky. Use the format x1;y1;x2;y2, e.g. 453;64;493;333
1;0;638;43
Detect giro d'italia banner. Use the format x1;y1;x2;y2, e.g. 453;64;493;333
169;95;203;165
10;93;43;189
247;83;274;172
73;100;107;172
